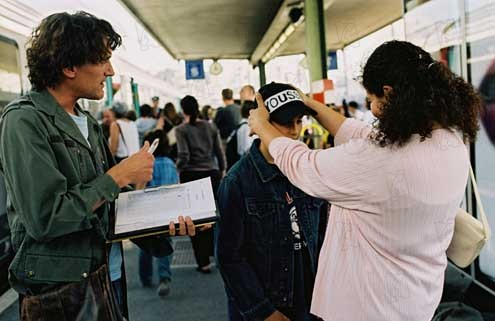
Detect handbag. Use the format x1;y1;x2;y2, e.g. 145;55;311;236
446;165;491;268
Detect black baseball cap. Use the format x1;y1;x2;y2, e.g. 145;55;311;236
258;82;316;124
151;96;159;102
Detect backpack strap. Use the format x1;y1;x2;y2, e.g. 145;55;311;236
226;121;248;143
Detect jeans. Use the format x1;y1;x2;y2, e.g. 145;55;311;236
139;250;172;284
111;278;123;313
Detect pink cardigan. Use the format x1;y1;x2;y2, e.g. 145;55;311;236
269;119;468;321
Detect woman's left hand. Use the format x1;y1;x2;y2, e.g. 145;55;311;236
169;216;195;236
248;93;271;136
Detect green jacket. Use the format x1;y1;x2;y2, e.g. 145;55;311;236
0;90;171;298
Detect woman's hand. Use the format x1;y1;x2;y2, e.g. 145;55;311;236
292;85;310;106
169;216;195;236
248;93;271;136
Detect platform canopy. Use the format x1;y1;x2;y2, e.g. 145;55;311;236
120;0;402;64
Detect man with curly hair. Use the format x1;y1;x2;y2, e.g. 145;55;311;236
0;11;195;321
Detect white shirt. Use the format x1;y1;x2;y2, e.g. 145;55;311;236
236;120;255;156
115;119;140;158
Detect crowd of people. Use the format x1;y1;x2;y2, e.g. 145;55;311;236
0;11;485;321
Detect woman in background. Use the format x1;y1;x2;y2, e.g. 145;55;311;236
175;95;225;273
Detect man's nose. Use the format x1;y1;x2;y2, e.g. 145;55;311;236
106;61;115;76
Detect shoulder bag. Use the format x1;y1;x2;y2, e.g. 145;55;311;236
447;166;491;268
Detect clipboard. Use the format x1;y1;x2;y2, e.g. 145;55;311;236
108;177;218;242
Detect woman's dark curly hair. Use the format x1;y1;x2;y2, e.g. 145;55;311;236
26;11;122;90
362;40;483;147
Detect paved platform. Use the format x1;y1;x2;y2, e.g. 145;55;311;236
0;237;228;321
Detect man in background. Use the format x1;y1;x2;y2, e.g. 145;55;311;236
240;84;255;104
214;88;241;143
151;95;160;118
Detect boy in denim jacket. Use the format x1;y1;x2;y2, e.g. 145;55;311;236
217;83;328;321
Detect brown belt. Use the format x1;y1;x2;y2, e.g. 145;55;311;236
20;265;123;321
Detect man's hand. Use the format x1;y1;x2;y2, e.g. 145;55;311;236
265;310;291;321
107;141;154;188
169;216;196;237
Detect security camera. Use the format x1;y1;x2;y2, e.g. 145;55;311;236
289;7;303;23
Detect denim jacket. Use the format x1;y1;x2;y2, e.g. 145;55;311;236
217;140;328;321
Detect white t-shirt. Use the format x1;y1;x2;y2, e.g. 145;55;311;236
115;119;140;158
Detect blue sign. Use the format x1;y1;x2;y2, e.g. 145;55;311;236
185;60;205;80
328;51;338;70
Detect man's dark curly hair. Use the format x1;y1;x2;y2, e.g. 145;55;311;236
362;40;483;147
26;11;122;90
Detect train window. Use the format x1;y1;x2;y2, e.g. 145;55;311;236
467;0;495;288
0;35;22;114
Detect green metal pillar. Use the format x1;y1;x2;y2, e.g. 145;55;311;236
105;76;113;107
258;62;266;87
304;0;327;82
130;78;140;117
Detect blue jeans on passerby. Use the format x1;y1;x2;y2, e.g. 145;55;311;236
139;249;172;285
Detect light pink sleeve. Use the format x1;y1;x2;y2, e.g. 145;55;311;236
334;118;373;146
269;120;383;211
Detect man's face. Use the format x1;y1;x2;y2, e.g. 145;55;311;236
102;109;114;126
272;115;303;140
71;51;115;100
152;100;159;108
240;87;255;102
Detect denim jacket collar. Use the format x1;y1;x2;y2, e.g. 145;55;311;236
248;139;283;183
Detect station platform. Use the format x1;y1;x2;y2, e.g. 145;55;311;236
0;237;228;321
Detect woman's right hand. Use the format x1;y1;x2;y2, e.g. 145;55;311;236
265;310;291;321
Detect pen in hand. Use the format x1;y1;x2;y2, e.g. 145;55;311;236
148;138;160;154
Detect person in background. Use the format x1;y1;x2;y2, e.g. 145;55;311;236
164;102;183;127
109;102;140;163
138;118;177;297
248;40;482;321
201;105;213;122
101;108;115;140
240;84;256;104
237;100;257;156
151;96;160;118
126;109;137;122
218;82;328;321
176;95;225;273
348;100;364;121
214;88;241;143
225;100;257;170
163;102;183;162
136;103;157;144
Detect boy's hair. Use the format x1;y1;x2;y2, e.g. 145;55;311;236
26;11;122;90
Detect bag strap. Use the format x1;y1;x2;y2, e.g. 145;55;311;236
469;165;491;240
115;121;128;153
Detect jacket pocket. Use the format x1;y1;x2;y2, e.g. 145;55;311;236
245;198;278;242
24;254;92;283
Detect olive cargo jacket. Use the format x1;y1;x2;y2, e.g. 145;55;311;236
0;90;171;298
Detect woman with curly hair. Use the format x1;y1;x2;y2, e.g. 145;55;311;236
248;41;483;321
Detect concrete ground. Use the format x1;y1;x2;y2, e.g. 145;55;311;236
0;237;228;321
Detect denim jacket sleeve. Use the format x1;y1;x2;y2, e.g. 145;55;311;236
217;176;276;321
0;108;120;242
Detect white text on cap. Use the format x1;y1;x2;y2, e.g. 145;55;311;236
265;90;303;113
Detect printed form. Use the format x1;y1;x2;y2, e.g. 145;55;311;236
114;177;216;235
